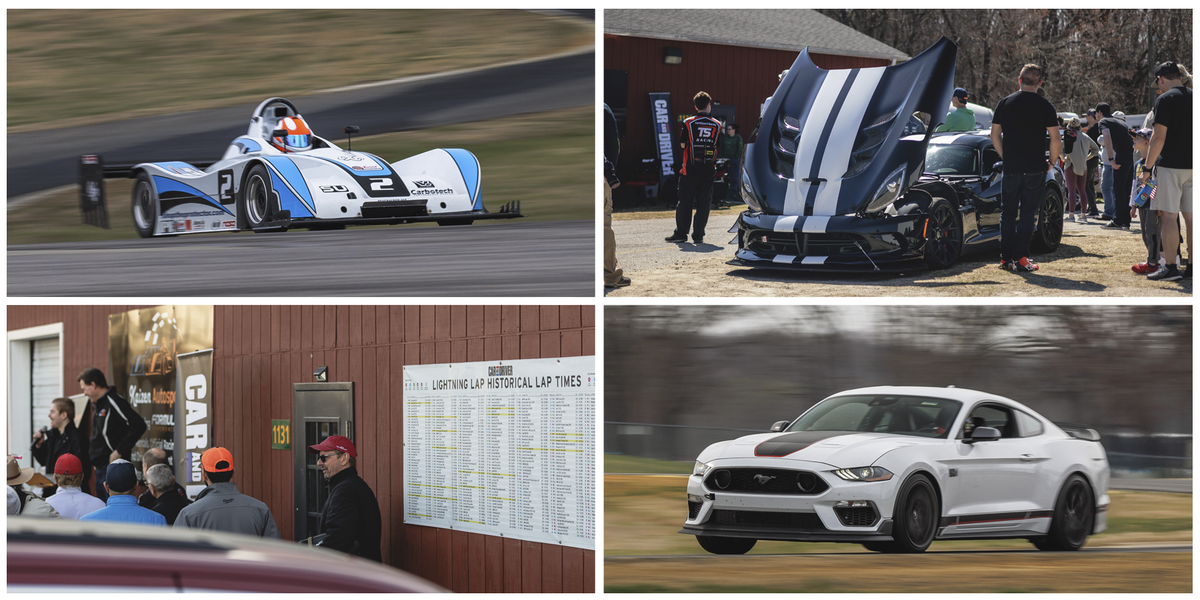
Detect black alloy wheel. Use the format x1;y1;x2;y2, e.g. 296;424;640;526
696;535;757;555
1030;188;1064;252
923;198;963;269
884;473;939;553
131;172;157;238
1033;474;1094;551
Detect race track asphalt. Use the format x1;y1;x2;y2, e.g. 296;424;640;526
7;220;594;296
7;49;594;198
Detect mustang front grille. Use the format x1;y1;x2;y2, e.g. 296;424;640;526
711;509;827;531
704;468;829;495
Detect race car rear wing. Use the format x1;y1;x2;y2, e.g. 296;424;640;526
77;154;217;229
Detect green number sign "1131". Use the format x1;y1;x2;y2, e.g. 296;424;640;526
271;419;291;450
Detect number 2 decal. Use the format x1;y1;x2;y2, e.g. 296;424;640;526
370;178;393;191
217;169;235;204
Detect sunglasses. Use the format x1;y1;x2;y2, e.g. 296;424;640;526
317;452;342;463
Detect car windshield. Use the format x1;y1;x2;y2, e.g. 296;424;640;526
787;394;962;438
925;144;980;176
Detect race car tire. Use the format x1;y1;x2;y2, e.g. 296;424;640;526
696;535;756;555
1030;187;1064;253
240;164;277;230
881;473;938;553
922;198;963;270
1032;474;1093;551
131;172;158;238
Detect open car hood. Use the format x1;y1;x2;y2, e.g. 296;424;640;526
747;37;957;216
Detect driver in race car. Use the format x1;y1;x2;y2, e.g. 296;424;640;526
270;116;313;153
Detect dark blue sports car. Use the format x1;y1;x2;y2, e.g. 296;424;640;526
734;37;1065;271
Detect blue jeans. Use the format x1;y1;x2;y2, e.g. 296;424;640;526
94;463;109;502
1001;172;1046;262
1101;163;1115;220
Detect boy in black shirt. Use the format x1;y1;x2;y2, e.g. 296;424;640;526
666;91;722;244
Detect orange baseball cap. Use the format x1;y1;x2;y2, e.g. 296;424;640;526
201;447;235;472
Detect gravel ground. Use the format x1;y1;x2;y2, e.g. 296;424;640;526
606;207;1192;297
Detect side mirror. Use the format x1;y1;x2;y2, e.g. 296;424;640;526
991;161;1003;175
344;126;360;135
769;420;790;433
964;426;1001;444
272;129;287;139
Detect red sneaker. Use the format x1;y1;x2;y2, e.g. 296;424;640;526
1132;262;1157;275
1016;257;1039;272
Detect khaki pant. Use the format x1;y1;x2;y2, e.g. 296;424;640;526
603;181;624;284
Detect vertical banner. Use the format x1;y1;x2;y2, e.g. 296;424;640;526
175;349;213;499
107;306;213;493
403;356;596;550
648;92;676;178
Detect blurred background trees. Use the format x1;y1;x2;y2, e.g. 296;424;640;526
605;306;1192;475
817;9;1192;115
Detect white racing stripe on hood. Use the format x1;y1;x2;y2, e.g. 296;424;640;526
784;69;848;216
802;216;830;233
811;66;886;216
774;215;799;232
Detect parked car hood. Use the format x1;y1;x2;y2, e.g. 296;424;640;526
702;430;926;467
747;36;957;217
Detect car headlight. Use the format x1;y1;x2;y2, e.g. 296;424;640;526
741;171;763;212
863;165;908;214
832;466;894;482
693;461;714;477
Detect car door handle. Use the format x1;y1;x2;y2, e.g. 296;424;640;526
1019;454;1035;463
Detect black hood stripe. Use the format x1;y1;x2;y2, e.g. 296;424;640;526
754;430;856;457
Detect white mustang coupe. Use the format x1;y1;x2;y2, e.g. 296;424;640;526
682;386;1109;554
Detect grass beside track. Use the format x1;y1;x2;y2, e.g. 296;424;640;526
605;471;1192;592
8;10;592;130
604;472;1192;557
6;106;592;245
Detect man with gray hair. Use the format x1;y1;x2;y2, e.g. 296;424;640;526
145;463;191;525
138;448;185;509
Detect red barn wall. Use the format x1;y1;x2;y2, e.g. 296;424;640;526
8;305;596;593
605;34;892;180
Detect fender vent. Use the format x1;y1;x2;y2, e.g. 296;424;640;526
688;501;702;520
834;506;879;527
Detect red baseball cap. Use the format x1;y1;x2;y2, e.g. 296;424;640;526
308;435;356;458
201;447;235;473
54;453;83;475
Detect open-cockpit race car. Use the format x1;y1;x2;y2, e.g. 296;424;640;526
90;97;521;237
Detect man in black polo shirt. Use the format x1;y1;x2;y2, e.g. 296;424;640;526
666;91;722;245
1096;102;1135;230
990;63;1060;272
1140;61;1193;281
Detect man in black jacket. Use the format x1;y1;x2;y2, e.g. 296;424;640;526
79;367;147;502
31;397;89;497
138;448;186;509
308;435;382;562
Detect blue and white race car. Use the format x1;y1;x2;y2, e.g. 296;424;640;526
114;97;520;237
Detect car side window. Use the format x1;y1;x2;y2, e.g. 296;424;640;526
1014;410;1044;437
965;404;1016;438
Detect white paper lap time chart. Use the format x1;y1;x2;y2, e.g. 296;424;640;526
402;356;596;550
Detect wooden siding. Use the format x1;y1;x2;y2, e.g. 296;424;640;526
8;305;596;593
605;34;891;180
